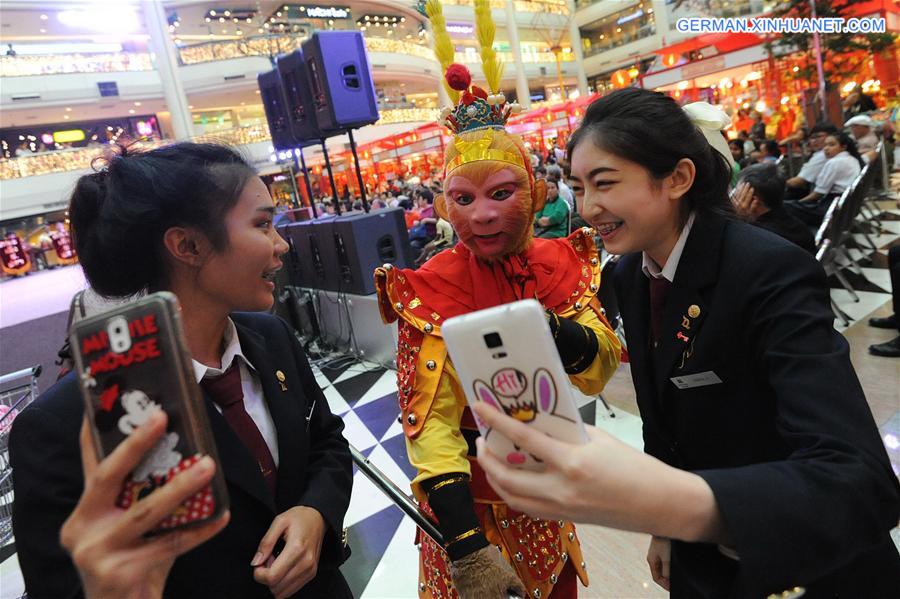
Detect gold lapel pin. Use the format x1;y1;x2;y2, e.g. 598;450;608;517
688;304;701;318
275;370;287;392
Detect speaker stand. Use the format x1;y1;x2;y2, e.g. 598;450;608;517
294;148;318;217
346;128;370;213
320;138;341;213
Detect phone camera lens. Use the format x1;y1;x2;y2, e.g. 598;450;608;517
483;332;503;349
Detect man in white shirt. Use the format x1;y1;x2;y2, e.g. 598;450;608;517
845;114;879;154
784;123;837;200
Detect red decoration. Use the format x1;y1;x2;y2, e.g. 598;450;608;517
471;86;488;100
461;91;477;105
99;384;120;412
445;64;472;92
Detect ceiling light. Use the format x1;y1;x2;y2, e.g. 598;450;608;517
58;5;140;31
246;17;252;23
40;28;46;33
134;101;141;106
129;109;136;114
188;105;194;109
224;10;231;17
40;14;48;20
65;107;72;111
63;115;70;119
205;17;211;22
210;10;216;16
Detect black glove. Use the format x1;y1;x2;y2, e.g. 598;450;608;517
547;310;600;374
423;474;489;562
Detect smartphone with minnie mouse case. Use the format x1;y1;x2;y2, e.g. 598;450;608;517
70;291;228;534
442;299;589;471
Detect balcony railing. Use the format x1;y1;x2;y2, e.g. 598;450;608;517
0;109;439;180
0;52;154;77
442;0;569;14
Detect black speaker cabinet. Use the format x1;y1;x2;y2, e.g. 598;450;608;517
329;208;411;295
257;69;295;152
301;31;380;131
279;219;340;291
276;49;328;143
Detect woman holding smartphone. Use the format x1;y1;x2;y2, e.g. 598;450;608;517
474;88;900;597
10;143;353;599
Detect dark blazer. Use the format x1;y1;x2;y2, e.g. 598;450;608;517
613;213;900;598
11;312;353;599
753;207;816;254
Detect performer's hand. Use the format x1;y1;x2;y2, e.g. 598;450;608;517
647;535;671;591
450;545;526;599
253;506;326;598
473;403;727;545
61;414;229;599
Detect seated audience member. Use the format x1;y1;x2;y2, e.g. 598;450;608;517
843;89;877;121
732;164;816;253
869;246;900;357
738;130;755;156
845;114;880;161
784;123;838;200
533;179;570;239
398;198;421;229
546;164;575;209
760;139;781;163
784;132;863;228
10;143;354;599
414;216;454;266
748;149;762;164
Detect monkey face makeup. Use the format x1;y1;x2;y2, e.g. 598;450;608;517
438;164;543;261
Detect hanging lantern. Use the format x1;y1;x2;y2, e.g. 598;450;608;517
612;69;632;89
663;53;678;68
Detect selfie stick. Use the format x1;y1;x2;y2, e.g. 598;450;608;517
349;444;443;545
349;445;524;599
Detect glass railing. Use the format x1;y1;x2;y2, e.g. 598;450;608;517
0;109;438;180
442;0;569;14
177;35;436;65
665;0;776;27
574;0;600;8
455;49;575;64
582;24;656;56
0;52;153;77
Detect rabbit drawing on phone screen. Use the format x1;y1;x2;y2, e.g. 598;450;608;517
472;367;579;470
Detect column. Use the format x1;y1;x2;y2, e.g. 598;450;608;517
142;0;193;140
566;0;589;96
650;0;671;46
504;0;531;110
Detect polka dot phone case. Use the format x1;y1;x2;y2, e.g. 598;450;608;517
69;292;228;534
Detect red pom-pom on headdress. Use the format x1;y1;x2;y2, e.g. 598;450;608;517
445;64;472;92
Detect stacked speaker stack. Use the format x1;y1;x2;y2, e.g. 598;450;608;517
262;31;412;358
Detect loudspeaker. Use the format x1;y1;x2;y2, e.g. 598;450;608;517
276;49;327;143
279;219;340;291
258;69;295;152
301;31;380;131
329;208;411;295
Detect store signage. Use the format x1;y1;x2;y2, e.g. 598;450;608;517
617;9;644;25
304;5;350;19
681;55;726;79
53;129;86;143
446;22;474;35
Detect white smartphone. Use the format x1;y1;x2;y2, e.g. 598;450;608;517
442;299;589;471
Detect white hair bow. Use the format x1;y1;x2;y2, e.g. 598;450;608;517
682;102;734;167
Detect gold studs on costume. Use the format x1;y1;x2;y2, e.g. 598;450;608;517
688;304;701;318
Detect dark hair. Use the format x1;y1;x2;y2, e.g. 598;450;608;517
809;122;838;136
763;140;781;158
398;198;414;211
828;132;864;166
728;139;745;159
737;163;785;210
69;142;257;297
567;88;732;221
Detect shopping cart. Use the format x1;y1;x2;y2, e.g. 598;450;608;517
0;365;41;546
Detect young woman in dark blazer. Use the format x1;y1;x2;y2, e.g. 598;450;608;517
10;143;353;599
474;88;900;598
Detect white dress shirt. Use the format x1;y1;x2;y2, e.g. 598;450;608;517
192;318;279;466
641;212;697;283
797;150;827;183
813;151;861;196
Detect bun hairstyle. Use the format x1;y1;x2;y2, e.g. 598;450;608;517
567;88;733;222
69;142;257;298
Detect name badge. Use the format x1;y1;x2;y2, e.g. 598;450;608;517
670;371;722;389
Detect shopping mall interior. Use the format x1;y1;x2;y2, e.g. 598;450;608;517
0;0;898;598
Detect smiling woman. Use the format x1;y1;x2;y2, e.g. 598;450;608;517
10;142;355;599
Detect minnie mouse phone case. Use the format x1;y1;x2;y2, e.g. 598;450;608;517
442;299;589;471
70;291;228;533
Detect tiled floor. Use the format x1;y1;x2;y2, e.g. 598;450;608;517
1;204;898;599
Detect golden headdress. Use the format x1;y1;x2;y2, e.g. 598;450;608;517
421;0;530;177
